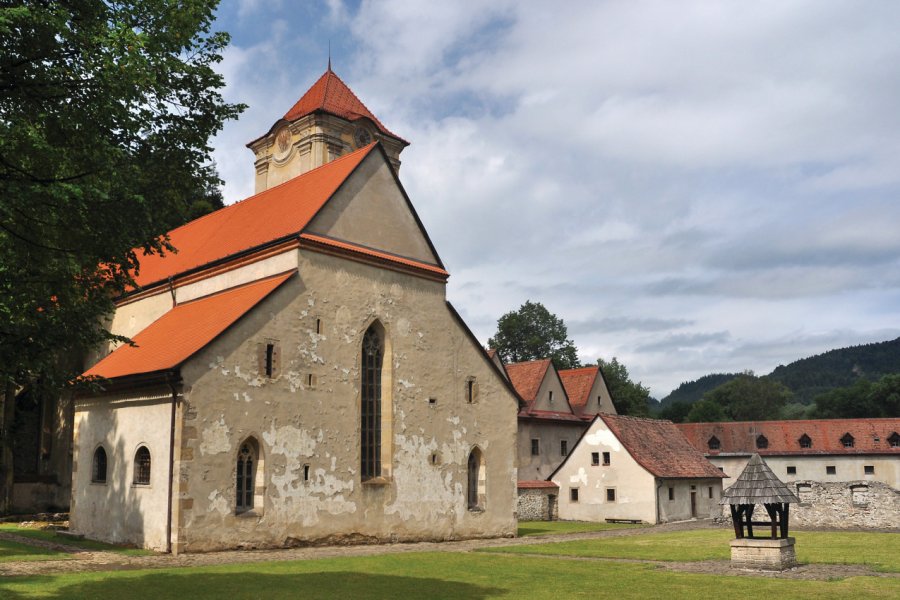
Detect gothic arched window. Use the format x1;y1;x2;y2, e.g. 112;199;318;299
133;446;151;485
467;447;486;511
92;446;107;484
236;439;258;512
361;324;384;480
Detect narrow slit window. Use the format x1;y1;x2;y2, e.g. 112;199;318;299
560;440;568;456
548;390;553;404
668;487;674;501
303;464;310;482
708;486;713;499
531;439;540;456
265;343;275;377
315;318;321;334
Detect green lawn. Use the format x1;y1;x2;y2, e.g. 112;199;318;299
0;551;897;599
518;520;644;537
0;537;71;563
0;524;153;556
487;529;900;572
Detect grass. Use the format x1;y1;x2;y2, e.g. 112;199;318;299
0;524;153;556
0;551;897;599
517;520;644;537
0;537;71;564
486;529;900;572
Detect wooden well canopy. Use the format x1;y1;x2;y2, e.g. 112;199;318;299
720;454;799;540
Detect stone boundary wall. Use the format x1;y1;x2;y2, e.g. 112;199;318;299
517;488;557;521
720;480;899;529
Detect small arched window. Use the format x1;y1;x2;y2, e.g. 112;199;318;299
798;434;812;448
92;447;107;484
133;446;151;485
889;432;900;448
707;436;720;450
236;439;258;513
841;433;854;448
756;435;768;450
467;447;486;511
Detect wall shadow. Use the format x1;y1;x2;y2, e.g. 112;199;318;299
0;570;507;600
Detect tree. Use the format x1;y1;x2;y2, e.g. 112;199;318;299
686;398;726;422
659;400;692;423
0;1;243;512
811;374;900;418
488;301;580;369
691;372;793;422
597;357;651;417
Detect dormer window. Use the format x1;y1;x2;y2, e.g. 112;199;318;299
888;432;900;448
798;434;812;449
841;433;854;448
756;435;768;450
707;436;720;450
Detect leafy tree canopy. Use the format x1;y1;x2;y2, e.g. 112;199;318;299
811;374;900;419
488;301;580;370
687;372;793;422
597;357;651;417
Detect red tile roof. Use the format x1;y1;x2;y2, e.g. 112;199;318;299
506;359;551;406
600;415;725;479
559;366;599;416
486;349;497;359
84;272;294;379
283;68;407;143
132;145;375;289
677;419;900;456
517;480;559;490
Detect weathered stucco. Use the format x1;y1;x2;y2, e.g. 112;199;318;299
708;454;900;489
517;419;587;481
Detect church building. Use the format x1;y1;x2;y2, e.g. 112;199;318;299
69;67;519;553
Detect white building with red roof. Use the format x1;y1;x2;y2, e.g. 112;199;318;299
551;415;725;524
70;69;519;552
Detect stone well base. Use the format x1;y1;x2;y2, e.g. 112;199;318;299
730;537;796;570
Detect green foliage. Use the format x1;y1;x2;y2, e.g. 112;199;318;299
658;400;693;423
687;372;793;422
768;337;900;404
517;521;642;537
488;301;580;369
658;373;740;409
596;357;651;417
0;0;243;390
811;374;900;419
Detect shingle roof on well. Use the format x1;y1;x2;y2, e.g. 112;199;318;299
283;68;407;143
505;359;552;406
131;145;375;289
720;454;800;505
84;272;294;380
600;414;726;479
677;419;900;456
559;366;598;415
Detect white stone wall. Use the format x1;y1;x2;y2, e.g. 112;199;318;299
517;488;557;521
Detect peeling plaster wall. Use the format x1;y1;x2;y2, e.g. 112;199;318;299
517;420;588;481
70;390;173;551
172;250;517;552
552;418;658;523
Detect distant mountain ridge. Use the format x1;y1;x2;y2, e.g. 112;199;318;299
659;336;900;407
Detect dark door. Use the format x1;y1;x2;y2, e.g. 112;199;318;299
690;491;697;518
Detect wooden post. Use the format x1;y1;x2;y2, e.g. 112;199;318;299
730;505;742;538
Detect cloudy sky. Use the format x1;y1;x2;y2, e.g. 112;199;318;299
210;1;900;398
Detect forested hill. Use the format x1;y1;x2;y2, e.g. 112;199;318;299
767;336;900;404
658;373;739;409
659;336;900;407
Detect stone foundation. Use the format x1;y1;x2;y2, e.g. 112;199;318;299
517;487;558;521
730;537;796;570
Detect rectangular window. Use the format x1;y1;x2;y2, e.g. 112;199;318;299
606;488;616;502
570;488;579;502
560;440;568;456
265;343;275;377
708;486;713;499
826;465;836;475
428;397;437;405
548;390;553;404
864;465;875;475
303;465;310;482
466;378;475;403
531;439;540;456
591;452;600;466
602;451;611;466
786;466;796;475
668;487;674;501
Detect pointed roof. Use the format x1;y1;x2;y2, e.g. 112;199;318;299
720;454;800;505
559;366;599;415
85;272;294;380
282;68;408;144
505;358;552;405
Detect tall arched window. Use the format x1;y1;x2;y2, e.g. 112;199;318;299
92;446;107;484
361;324;384;480
236;439;258;513
467;447;486;511
133;446;151;485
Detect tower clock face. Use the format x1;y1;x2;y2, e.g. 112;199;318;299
354;127;372;148
274;127;292;160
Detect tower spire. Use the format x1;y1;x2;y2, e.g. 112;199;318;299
327;41;332;72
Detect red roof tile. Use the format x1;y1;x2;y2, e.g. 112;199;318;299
517;480;559;489
677;419;900;456
132;145;375;289
505;359;552;405
600;415;725;479
283;68;407;143
559;366;598;415
84;272;294;379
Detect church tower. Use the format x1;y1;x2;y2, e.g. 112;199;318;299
247;66;409;193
